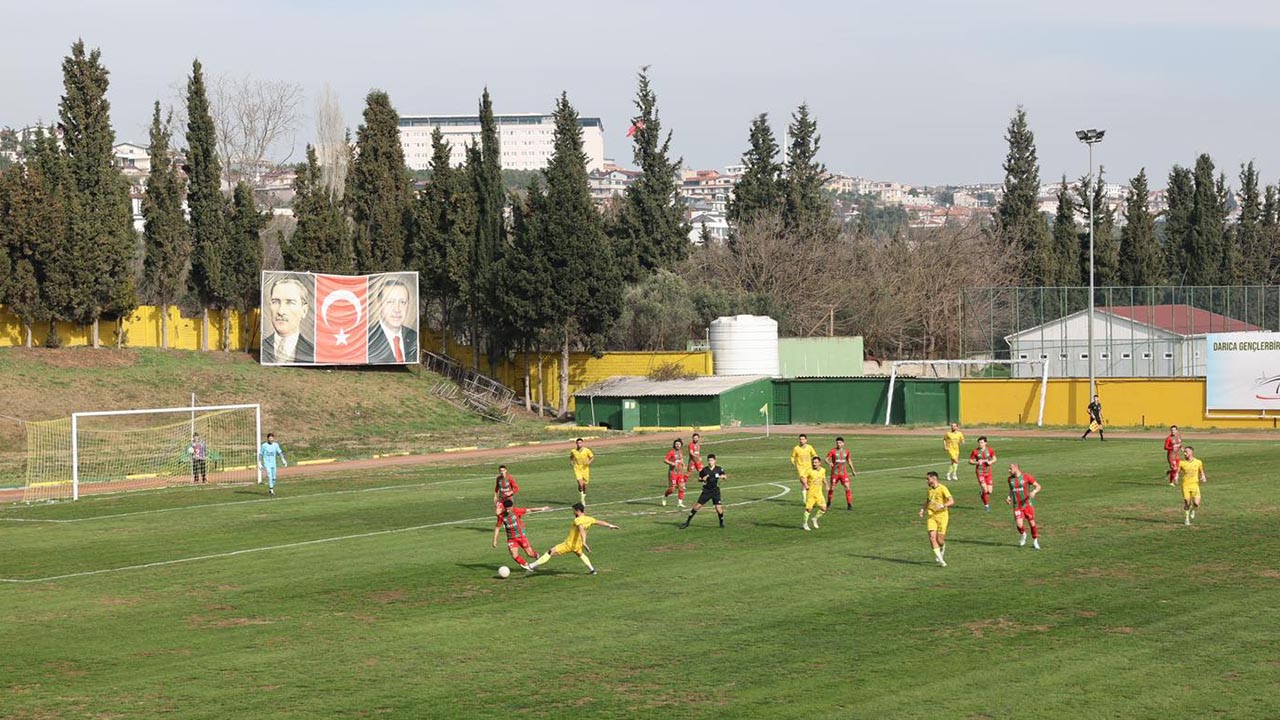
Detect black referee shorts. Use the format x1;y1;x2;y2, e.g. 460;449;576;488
696;487;722;506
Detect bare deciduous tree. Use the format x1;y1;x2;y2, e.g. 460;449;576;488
211;74;303;187
314;83;349;201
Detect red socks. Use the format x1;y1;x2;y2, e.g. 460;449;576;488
677;488;685;500
514;556;527;567
1030;526;1039;539
981;490;990;505
844;488;853;505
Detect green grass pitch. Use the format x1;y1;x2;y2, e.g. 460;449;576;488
0;433;1274;719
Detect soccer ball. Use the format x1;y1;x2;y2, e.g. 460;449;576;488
498;566;511;578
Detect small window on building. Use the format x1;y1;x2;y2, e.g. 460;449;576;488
1080;353;1089;359
1142;352;1153;360
1163;352;1174;359
1101;353;1110;359
1059;353;1068;360
1121;352;1132;359
1018;354;1028;360
1039;354;1048;360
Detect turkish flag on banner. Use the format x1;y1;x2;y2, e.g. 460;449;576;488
314;274;369;364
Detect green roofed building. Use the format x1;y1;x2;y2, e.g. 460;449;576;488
574;375;773;430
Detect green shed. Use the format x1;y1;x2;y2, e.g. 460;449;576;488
574;375;774;429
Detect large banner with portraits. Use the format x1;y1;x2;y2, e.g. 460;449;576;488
1205;331;1280;411
259;271;420;366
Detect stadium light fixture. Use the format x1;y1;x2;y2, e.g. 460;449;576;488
1077;128;1106;398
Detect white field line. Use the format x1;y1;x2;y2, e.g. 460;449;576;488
0;482;791;584
0;456;933;525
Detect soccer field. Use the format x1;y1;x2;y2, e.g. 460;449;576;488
1;432;1274;719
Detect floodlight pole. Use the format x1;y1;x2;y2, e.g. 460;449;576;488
1076;129;1105;399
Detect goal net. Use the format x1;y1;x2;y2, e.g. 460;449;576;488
24;404;261;502
884;359;1050;426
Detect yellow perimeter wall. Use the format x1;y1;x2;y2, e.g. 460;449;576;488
0;305;260;351
960;378;1279;430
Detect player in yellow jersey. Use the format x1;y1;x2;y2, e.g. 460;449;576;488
801;456;828;531
1177;446;1207;526
791;433;818;490
525;503;620;574
919;471;954;566
943;422;965;481
569;437;595;505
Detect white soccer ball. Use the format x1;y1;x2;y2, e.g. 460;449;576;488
498;565;511;578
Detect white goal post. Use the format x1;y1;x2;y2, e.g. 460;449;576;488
24;403;261;502
884;359;1050;427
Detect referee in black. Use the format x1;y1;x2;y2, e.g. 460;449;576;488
1081;394;1105;441
680;453;727;529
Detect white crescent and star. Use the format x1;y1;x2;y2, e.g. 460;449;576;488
320;289;363;346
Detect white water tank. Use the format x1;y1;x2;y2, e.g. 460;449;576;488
709;315;779;376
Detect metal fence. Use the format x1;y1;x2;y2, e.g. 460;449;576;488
959;286;1280;378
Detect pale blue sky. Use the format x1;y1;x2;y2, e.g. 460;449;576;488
4;0;1279;187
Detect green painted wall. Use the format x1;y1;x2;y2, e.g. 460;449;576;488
781;378;902;424
720;379;774;426
576;396;623;428
902;380;960;424
778;337;865;378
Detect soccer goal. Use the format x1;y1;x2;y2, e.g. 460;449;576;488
23;403;261;502
883;359;1050;426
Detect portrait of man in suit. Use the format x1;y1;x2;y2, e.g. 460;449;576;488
261;274;315;364
367;274;418;364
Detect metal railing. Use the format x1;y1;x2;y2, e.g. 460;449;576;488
422;350;517;423
959;286;1280;378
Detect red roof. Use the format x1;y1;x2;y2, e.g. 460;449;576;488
1099;304;1263;335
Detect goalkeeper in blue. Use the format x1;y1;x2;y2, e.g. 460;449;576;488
258;432;288;496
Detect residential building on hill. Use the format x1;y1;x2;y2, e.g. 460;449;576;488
398;112;605;172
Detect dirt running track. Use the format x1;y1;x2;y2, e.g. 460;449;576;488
3;424;1273;504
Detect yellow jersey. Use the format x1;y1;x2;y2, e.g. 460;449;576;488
570;447;594;468
804;465;827;490
791;444;818;472
943;430;965;454
1178;458;1204;487
563;514;597;552
925;484;952;517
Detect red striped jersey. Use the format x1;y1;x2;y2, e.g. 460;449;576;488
970;446;996;469
826;447;852;473
1008;473;1037;508
494;473;519;499
499;507;528;540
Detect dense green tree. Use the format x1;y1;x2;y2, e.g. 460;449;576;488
412;127;474;355
781;104;834;237
0;165;66;346
1118;169;1162;286
186;58;231;349
494;181;555;406
995;107;1051;283
727;113;784;225
1263;185;1279;282
1163;165;1194;284
226;182;265;349
140;102;191;348
348;89;411;272
1234;161;1264;284
467;89;507;368
539;93;623;417
611;69;689;279
1077;168;1119;286
1184;154;1225;285
284;145;353;273
59;40;137;346
611;269;698;351
1050;177;1080;285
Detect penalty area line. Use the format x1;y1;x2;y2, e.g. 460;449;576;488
0;482;790;584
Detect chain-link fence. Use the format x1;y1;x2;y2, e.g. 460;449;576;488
959;286;1280;378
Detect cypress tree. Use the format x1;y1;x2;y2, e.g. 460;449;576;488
1163;165;1194;284
186;58;231;350
539;93;622;417
412;127;473;355
59;40;137;346
1077;168;1119;286
226;182;265;349
1234;161;1263;284
0;164;66;346
285;145;354;273
995;107;1052;283
1118;169;1162;286
1184;154;1225;285
141;102;191;349
1050;177;1079;285
612;69;689;279
349;89;411;272
495;180;554;398
470;89;506;367
727;113;784;225
781;103;834;237
1263;185;1279;283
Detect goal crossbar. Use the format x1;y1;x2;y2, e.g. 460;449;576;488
884;360;1050;427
